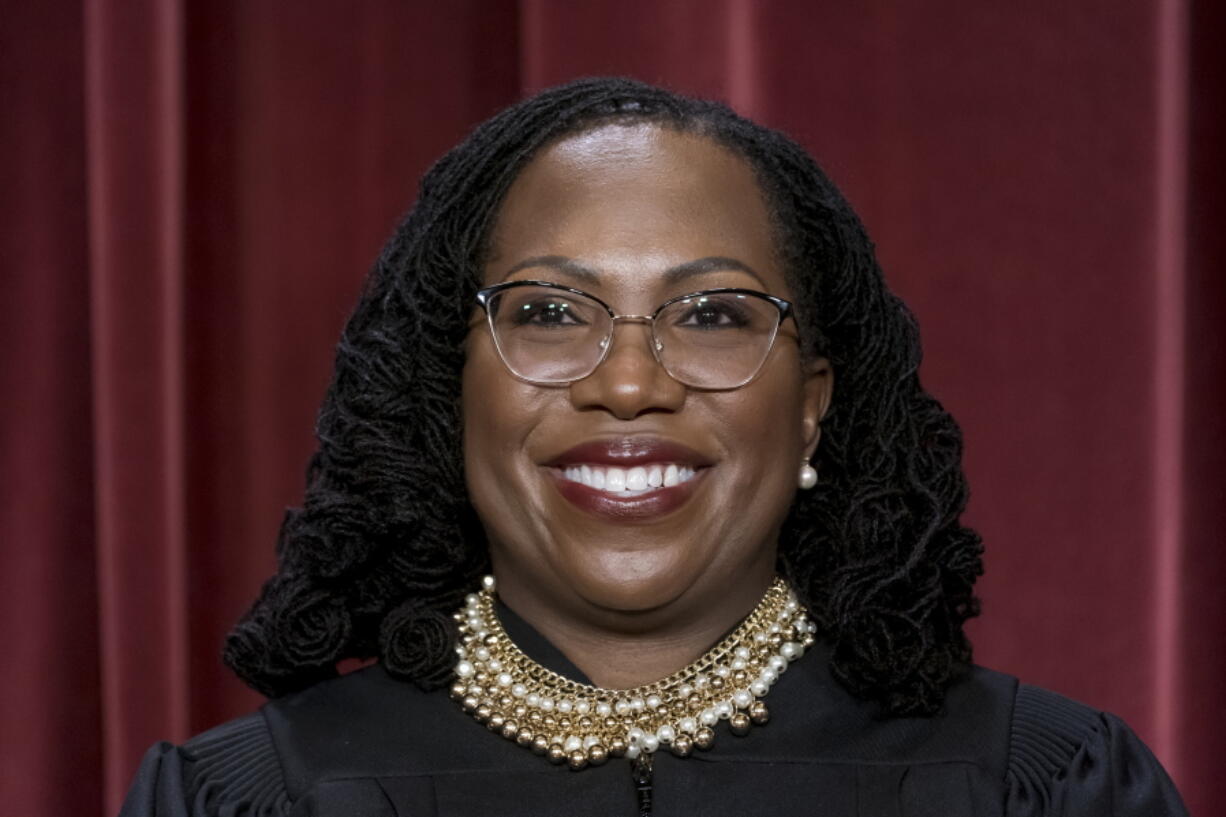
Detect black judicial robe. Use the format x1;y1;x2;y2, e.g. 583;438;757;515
119;607;1188;816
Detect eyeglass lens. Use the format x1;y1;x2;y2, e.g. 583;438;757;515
485;285;783;389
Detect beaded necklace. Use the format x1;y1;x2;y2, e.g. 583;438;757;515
449;575;816;771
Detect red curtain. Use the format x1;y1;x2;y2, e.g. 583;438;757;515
3;2;1221;815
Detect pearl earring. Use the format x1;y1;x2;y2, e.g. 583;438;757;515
798;460;817;490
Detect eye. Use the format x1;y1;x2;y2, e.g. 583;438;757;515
672;296;752;329
509;297;589;327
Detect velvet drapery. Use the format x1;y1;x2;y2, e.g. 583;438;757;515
3;2;1221;815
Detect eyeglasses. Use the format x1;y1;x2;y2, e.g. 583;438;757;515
475;280;794;390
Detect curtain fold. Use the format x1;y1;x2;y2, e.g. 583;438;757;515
2;2;1220;815
85;0;192;802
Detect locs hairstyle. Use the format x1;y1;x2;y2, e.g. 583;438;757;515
224;77;983;716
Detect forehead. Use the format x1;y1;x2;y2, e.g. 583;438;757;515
484;123;785;300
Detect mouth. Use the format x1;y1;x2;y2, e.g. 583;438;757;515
554;463;699;496
542;438;713;521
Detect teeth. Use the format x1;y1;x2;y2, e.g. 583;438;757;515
558;463;699;493
606;468;626;491
626;467;648;491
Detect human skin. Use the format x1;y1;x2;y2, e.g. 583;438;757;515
462;123;832;689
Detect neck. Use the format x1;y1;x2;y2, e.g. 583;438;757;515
496;568;777;689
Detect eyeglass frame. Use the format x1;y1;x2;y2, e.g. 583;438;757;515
473;279;796;390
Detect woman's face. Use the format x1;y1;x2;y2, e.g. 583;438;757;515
462;123;831;626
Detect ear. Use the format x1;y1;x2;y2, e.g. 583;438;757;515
800;357;833;459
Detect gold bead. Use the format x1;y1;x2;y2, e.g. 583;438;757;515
475;705;492;723
609;737;628;757
547;744;566;764
694;727;715;750
802;633;816;647
730;712;751;736
588;744;608;765
500;720;518;739
532;735;549;755
517;729;535;747
709;676;725;691
567;749;588;770
768;633;783;648
544;715;557;729
579;716;593;729
450;681;467;699
748;701;769;725
671;734;693;757
487;713;505;731
514;705;528;718
462;696;479;712
732;670;749;685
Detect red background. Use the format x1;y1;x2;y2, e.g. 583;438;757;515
3;2;1222;815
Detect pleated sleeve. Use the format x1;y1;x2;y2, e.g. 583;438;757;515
117;712;291;817
1005;685;1188;816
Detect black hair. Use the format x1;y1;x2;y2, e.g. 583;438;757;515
224;77;983;716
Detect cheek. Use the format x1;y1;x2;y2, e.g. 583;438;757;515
461;340;551;503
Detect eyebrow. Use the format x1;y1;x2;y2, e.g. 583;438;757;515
500;255;767;288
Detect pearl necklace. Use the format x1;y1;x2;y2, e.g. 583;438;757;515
449;575;816;770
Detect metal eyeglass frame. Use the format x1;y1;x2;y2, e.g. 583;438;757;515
474;279;795;390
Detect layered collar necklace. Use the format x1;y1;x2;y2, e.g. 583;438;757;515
449;575;816;772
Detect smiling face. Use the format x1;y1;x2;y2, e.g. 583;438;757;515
462;123;831;634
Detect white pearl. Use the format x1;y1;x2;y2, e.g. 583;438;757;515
717;701;733;719
731;658;747;671
526;693;540;707
678;684;694;698
679;717;698;734
558;699;573;713
465;593;480;607
734;646;751;660
597;702;613;716
631;698;645;712
781;642;798;660
488;659;502;672
576;701;590;714
540;697;555;711
642;735;659;753
475;647;491;661
700;708;718;726
754;632;769;644
497;672;512;687
626;744;641;760
733;689;752;708
628;727;645;746
646;694;662;710
456;661;474;678
750;681;768;696
715;666;731;678
769;623;782;634
694;674;709;689
760;668;778;685
785;600;799;614
769;656;787;673
615;699;631;715
511;683;527;698
482;575;496;591
564;736;582;752
657;725;675;744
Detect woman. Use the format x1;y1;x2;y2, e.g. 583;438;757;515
120;78;1187;816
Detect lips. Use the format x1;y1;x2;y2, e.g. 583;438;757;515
542;437;713;521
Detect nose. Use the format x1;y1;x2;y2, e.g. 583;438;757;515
568;321;687;419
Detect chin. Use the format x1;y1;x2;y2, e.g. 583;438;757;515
564;548;701;615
